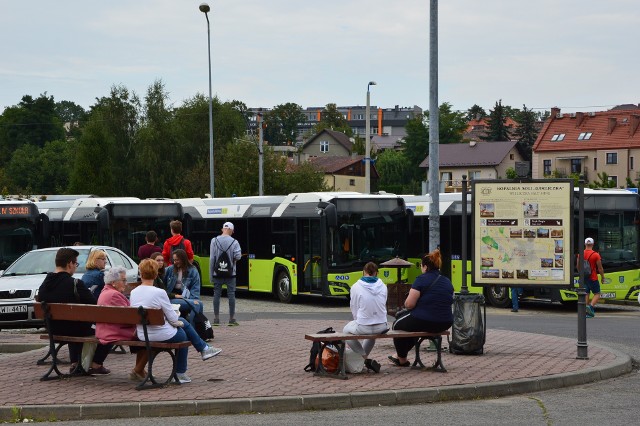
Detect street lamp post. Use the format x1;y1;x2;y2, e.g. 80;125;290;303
365;81;376;194
199;3;214;198
257;112;264;196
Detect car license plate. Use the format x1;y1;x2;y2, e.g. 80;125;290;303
600;292;616;298
0;305;27;314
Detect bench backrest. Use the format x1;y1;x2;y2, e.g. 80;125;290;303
34;303;165;326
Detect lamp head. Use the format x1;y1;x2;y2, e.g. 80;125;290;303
368;81;377;86
199;3;210;13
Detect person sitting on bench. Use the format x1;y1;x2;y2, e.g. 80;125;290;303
388;248;453;367
343;262;388;373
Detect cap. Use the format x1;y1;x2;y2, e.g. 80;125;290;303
223;222;234;231
585;237;594;245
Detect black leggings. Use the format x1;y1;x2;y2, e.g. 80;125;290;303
68;342;111;365
392;313;452;358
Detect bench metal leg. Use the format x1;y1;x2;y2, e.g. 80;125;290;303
412;337;447;373
136;348;180;390
40;342;88;381
37;342;69;366
313;341;348;380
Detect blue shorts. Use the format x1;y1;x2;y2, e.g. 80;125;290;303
584;277;600;295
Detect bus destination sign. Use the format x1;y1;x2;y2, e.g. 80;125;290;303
0;205;34;218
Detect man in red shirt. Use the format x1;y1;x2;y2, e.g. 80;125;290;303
162;220;194;265
582;237;605;318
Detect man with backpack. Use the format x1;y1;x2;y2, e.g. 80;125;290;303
162;220;194;265
210;222;242;326
580;237;605;318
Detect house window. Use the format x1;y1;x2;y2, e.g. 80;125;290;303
543;160;551;176
630;157;634;170
356;114;364;120
578;132;593;140
551;133;566;141
441;172;452;186
349;179;355;186
571;159;582;174
468;171;481;180
594;157;597;171
606;153;618;164
320;140;329;153
510;154;514;160
608;175;618;187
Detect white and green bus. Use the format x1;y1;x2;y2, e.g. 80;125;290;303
178;192;413;301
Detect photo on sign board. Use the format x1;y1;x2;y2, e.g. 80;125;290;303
523;202;539;217
555;254;564;267
516;269;529;279
550;229;563;238
537;228;549;238
501;270;514;278
481;257;494;267
510;228;523;238
554;240;563;253
541;258;554;268
480;203;495;217
524;229;536;238
482;269;500;279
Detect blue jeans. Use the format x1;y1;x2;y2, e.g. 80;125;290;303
171;298;204;325
162;321;207;374
213;277;236;319
511;287;523;310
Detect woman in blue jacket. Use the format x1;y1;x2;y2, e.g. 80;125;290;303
81;250;108;298
388;248;454;367
164;249;203;324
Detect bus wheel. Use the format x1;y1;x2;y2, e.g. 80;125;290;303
275;269;293;303
486;285;511;308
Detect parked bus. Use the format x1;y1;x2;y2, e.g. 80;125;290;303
0;200;49;269
403;188;640;307
178;192;412;300
35;198;183;261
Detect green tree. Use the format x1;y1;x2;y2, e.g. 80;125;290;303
376;149;412;193
314;103;352;136
400;113;429;183
513;104;538;162
438;102;467;145
0;94;65;165
466;104;486;121
264;102;306;146
480;100;511;141
55;100;87;123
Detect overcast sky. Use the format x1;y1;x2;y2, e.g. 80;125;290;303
1;0;638;115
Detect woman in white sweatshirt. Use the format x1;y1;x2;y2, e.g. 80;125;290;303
343;262;388;373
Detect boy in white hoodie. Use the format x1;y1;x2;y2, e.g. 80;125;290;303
343;262;388;373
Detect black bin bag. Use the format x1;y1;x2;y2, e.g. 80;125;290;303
449;293;486;355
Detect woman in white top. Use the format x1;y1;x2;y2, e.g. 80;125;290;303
343;262;388;373
129;259;222;384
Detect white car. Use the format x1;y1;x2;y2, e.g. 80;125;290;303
0;246;138;330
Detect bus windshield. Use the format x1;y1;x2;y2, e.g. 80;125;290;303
585;210;639;266
331;211;406;268
0;222;35;270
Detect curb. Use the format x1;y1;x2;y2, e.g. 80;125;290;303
0;344;632;422
0;343;46;354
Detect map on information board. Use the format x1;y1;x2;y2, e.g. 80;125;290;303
473;180;573;286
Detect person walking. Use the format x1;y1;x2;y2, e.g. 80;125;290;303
510;287;523;312
209;222;242;326
581;237;605;318
138;230;162;260
162;220;194;265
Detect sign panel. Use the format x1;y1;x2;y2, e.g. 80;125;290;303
473;180;573;286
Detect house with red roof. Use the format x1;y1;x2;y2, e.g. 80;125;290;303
532;106;640;186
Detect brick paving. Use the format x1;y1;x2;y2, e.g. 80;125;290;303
0;319;620;407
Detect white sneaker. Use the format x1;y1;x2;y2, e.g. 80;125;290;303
201;346;222;361
176;373;191;384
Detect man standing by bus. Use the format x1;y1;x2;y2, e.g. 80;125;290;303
210;222;242;326
582;237;605;318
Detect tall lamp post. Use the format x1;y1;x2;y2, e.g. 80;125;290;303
365;81;376;194
199;3;214;198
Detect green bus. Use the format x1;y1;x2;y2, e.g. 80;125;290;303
178;192;413;301
403;188;640;307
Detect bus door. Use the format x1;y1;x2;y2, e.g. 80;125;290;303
298;218;322;293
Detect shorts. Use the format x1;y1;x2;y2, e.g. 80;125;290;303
584;277;600;295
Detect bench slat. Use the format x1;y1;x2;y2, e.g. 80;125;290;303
305;330;449;341
39;335;190;349
34;303;165;325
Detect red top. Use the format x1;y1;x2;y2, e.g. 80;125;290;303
583;249;601;281
162;235;194;265
138;243;161;260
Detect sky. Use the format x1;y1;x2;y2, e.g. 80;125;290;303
1;0;639;115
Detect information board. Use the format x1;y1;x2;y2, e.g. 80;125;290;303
473;180;573;286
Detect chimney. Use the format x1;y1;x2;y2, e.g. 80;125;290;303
607;117;617;134
575;112;585;127
550;107;560;118
630;114;640;136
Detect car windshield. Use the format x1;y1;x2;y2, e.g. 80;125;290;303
3;249;91;275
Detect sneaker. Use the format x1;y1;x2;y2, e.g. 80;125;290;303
87;366;111;376
176;373;191;384
228;319;239;326
201;345;223;361
212;318;220;326
586;305;595;316
129;370;147;381
511;309;518;313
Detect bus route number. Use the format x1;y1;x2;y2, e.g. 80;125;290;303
1;206;30;216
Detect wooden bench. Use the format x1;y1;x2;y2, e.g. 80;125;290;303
34;302;191;390
305;330;450;380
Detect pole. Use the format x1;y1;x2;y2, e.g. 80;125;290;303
427;0;440;251
258;112;264;196
577;176;588;359
461;175;468;294
200;4;215;198
365;82;375;194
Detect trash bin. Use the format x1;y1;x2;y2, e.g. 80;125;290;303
449;293;486;355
